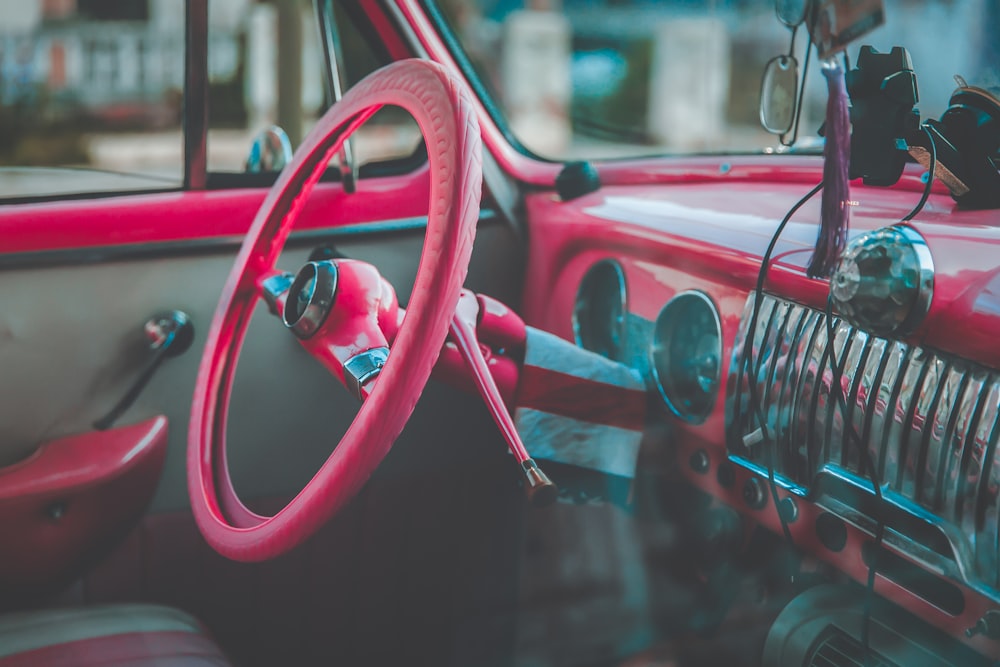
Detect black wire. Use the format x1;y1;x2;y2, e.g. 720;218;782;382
822;295;885;667
836;123;937;667
781;27;814;147
902;125;938;222
740;181;824;551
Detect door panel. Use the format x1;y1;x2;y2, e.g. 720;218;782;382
0;416;167;596
0;176;529;665
0;178;525;513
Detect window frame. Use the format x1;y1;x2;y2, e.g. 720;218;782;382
200;0;429;190
0;0;429;205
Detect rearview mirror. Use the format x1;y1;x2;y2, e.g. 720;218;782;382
245;126;293;173
760;55;799;135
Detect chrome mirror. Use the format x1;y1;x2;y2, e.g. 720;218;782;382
245;126;293;173
760;55;800;135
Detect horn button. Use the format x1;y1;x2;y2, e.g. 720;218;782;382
283;260;338;338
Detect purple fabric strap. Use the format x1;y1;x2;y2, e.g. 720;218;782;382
808;61;851;278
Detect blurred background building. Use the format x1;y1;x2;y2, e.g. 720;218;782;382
0;0;996;182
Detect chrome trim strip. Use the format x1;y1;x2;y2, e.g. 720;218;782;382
927;366;969;509
727;293;1000;592
774;306;810;473
803;313;833;477
875;342;910;484
788;309;824;478
0;215;446;271
761;301;794;429
343;346;389;400
976;405;1000;586
856;336;889;475
840;332;872;470
953;372;990;525
261;272;295;316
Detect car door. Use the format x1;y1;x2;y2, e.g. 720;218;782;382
0;2;526;665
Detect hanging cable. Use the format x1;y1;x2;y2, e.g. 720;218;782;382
822;294;885;667
902;125;938;222
740;181;824;551
781;29;814;148
838;122;937;667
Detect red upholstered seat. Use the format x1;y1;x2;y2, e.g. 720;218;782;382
0;604;230;666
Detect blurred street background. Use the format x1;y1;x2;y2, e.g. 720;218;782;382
0;0;996;188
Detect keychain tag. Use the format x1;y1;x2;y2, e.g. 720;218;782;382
811;0;885;60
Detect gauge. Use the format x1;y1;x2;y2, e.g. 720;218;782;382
650;291;722;422
573;260;627;361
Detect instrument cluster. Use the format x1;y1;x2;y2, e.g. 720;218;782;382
572;261;723;422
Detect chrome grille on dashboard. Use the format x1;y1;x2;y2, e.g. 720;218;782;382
726;294;1000;588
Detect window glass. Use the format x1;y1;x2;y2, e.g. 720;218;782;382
207;0;421;174
435;0;999;160
0;0;184;198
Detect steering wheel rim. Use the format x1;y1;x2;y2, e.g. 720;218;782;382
188;59;482;562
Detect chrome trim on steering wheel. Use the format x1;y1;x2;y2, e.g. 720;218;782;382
283;261;338;338
344;346;389;400
261;272;295;316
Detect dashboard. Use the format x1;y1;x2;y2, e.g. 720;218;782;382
517;158;1000;662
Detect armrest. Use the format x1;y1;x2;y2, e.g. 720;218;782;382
0;416;168;600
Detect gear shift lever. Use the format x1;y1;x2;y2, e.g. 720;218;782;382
449;290;557;507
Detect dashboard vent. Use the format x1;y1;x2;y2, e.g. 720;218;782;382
809;629;897;667
726;294;1000;589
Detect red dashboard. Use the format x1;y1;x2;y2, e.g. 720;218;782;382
519;157;1000;657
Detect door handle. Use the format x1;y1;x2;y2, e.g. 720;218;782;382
93;311;194;431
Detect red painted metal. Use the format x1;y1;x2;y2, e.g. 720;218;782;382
395;0;561;188
519;155;1000;656
475;293;527;356
262;261;399;397
0;170;429;256
188;59;482;562
521;160;1000;370
673;441;1000;658
430;293;526;404
594;154;949;195
261;265;525;408
0;416;168;595
360;0;414;62
0;630;226;666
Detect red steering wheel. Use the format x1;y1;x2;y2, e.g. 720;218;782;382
188;60;482;562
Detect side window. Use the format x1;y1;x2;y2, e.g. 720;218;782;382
206;0;421;175
0;0;184;198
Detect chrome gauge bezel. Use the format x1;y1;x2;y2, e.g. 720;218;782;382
650;290;723;424
572;259;628;361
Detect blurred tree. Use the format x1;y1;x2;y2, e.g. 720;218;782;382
273;0;305;146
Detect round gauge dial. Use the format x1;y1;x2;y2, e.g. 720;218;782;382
650;291;722;422
573;260;627;361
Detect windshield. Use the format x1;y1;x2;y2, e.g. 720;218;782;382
432;0;999;160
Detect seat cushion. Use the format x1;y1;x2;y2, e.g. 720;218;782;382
0;604;229;666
